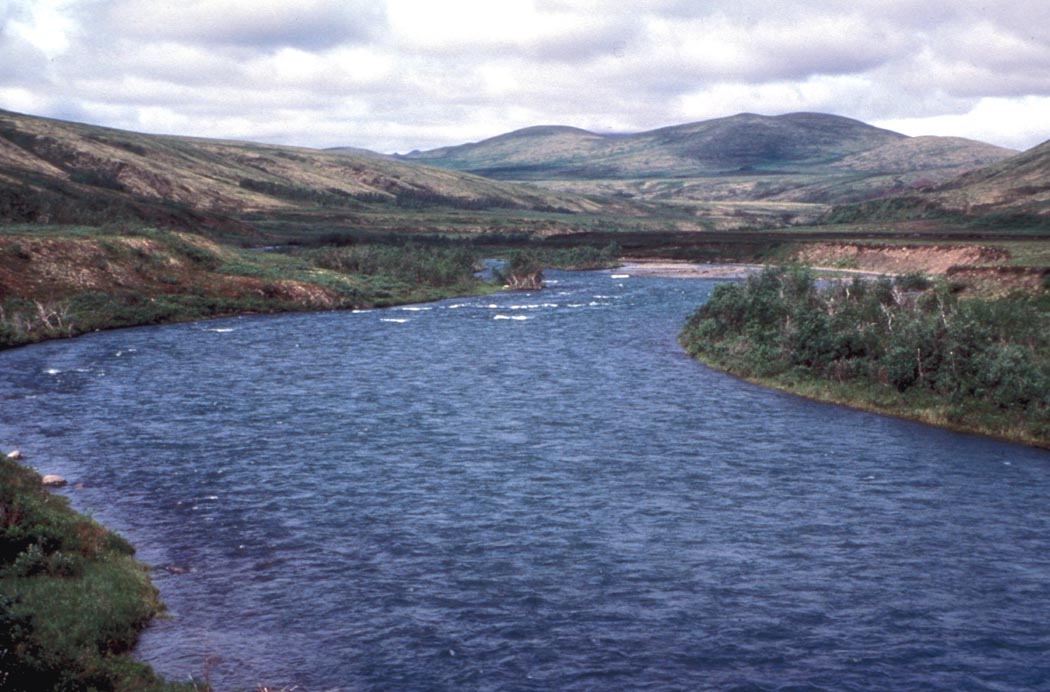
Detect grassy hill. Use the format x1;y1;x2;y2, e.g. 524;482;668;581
825;137;1050;229
0;109;627;242
400;113;917;177
398;112;1016;228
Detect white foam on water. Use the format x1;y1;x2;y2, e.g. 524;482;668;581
44;368;60;375
380;318;409;324
508;303;559;310
206;328;235;333
494;315;530;321
611;274;630;279
351;309;373;314
399;306;432;312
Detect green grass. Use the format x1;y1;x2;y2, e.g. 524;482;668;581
1;457;202;692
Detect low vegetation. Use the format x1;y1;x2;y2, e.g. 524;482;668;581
680;267;1050;447
1;456;201;691
0;226;509;351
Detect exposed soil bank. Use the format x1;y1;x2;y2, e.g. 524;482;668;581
792;242;1009;275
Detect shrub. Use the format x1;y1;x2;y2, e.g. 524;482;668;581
680;266;1050;443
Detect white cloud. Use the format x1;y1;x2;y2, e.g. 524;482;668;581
875;96;1050;151
1;0;1050;152
3;0;77;59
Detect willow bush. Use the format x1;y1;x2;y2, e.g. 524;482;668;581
680;267;1050;442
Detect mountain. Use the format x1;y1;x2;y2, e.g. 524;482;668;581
400;113;1013;181
0;109;603;237
396;114;1018;226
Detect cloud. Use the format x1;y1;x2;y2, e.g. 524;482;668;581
1;0;1049;152
100;0;384;50
875;96;1050;151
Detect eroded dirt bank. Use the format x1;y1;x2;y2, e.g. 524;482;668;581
792;242;1009;275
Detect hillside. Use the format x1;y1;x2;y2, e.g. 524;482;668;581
397;113;1016;227
929;138;1050;217
0;109;608;240
400;112;1012;181
826;137;1050;227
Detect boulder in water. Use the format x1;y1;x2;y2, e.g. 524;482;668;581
41;474;67;487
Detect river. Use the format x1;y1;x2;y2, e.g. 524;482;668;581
1;268;1049;691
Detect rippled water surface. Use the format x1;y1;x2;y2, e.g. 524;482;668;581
2;269;1050;691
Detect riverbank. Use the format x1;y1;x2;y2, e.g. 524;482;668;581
618;259;765;279
0;454;201;691
0;227;501;351
679;266;1050;449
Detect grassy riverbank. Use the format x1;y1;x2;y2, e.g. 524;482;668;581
1;456;201;692
0;225;503;351
679;267;1050;448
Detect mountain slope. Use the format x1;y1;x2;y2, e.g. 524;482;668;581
399;113;974;179
398;113;1017;217
0;109;602;235
932;138;1050;215
826;138;1050;226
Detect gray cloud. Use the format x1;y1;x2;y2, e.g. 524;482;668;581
97;0;385;50
2;0;1049;152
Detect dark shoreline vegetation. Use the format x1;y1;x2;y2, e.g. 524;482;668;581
679;266;1050;448
0;456;200;692
0;225;621;351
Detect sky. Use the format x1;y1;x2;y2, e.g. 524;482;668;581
2;0;1050;154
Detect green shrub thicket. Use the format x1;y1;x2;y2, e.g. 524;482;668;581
522;242;621;270
680;267;1050;445
304;244;480;287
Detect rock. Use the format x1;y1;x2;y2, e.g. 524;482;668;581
6;449;22;460
41;474;67;488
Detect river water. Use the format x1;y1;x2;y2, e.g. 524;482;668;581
2;269;1049;691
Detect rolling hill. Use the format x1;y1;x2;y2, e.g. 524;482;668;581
0;109;607;239
398;113;1017;226
399;112;1012;181
825;137;1050;227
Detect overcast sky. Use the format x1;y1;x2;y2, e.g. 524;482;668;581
2;0;1050;153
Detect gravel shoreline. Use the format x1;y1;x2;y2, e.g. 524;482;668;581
616;259;766;279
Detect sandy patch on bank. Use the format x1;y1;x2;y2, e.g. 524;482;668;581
617;260;765;279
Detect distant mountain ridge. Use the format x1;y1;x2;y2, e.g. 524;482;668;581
398;112;1013;182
